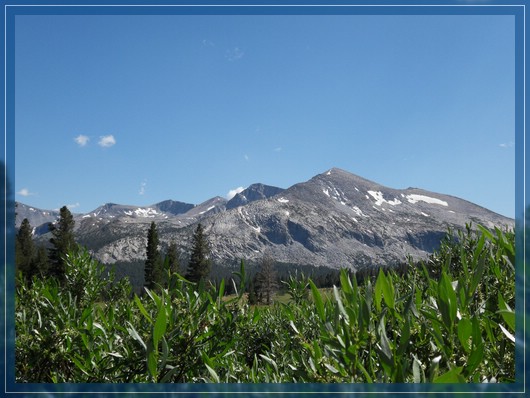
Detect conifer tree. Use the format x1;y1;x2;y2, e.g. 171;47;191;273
185;223;211;284
15;218;35;281
166;240;180;274
34;245;49;278
48;206;76;282
144;221;162;290
255;255;279;305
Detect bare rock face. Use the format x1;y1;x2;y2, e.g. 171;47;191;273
20;167;514;271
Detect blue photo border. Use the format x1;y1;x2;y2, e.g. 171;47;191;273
1;1;527;396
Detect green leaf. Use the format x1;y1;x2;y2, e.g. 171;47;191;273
377;314;394;370
160;336;169;370
468;256;486;306
437;271;457;330
205;364;220;383
134;294;153;324
339;269;353;296
356;361;373;383
434;366;464;383
310;279;325;321
376;268;395;310
412;355;422;383
467;343;484;374
333;285;348;321
289;320;299;335
218;278;225;300
457;318;472;353
313;340;323;362
499;323;515;343
147;343;158;380
497;293;515;331
126;321;146;351
259;354;278;373
71;356;89;376
324;363;339;374
153;302;167;349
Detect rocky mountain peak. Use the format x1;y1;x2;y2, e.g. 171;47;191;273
17;167;514;273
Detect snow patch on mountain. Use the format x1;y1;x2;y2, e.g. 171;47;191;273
367;190;402;206
406;194;448;206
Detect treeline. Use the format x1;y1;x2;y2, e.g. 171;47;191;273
15;206;76;285
15;206;344;302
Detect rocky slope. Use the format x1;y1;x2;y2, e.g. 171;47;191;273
17;167;514;271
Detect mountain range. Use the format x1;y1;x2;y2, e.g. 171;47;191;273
16;167;514;272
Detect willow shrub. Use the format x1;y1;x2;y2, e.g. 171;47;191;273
294;225;515;383
15;225;515;383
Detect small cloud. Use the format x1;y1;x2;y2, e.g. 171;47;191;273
274;147;283;152
98;135;116;148
499;141;514;148
66;202;80;210
74;134;89;147
226;186;245;200
244;154;250;161
139;179;147;195
202;39;215;47
17;188;35;197
226;47;244;61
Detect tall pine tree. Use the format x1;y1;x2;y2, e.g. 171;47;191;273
15;218;36;282
166;240;180;274
144;221;162;290
48;206;76;282
185;223;211;284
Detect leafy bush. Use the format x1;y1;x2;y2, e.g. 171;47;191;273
15;225;515;383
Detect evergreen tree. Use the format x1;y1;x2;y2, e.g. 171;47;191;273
144;221;162;290
166;241;180;274
34;245;50;278
48;206;76;282
255;255;279;305
247;276;259;305
15;218;35;281
185;223;211;284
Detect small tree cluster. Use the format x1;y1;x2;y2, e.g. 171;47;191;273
15;218;49;283
253;255;279;305
144;222;207;291
16;205;77;284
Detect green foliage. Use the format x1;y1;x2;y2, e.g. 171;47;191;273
281;271;310;305
16;218;36;280
144;221;163;290
48;205;77;282
165;240;180;275
185;223;211;284
16;218;49;285
16;224;515;383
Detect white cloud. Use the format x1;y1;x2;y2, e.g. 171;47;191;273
74;134;89;147
226;47;244;61
139;179;147;195
244;154;250;161
17;188;35;197
499;141;514;148
226;186;245;200
98;135;116;147
66;202;80;210
274;147;283;152
202;39;215;47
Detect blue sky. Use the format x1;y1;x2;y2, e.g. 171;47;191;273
13;13;515;218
